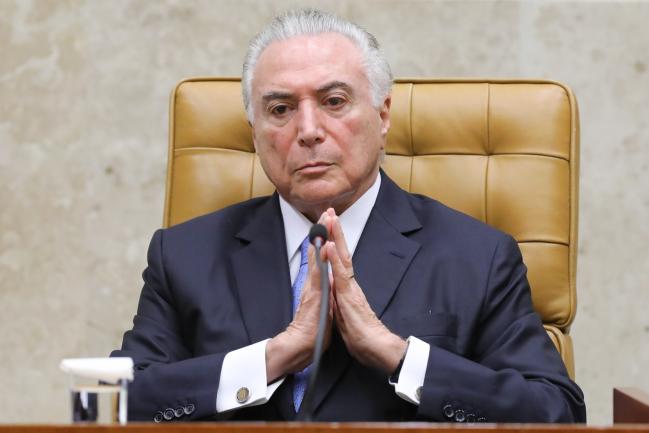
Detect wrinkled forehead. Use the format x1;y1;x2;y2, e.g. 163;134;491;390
251;33;368;94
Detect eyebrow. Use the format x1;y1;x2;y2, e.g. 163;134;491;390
261;91;293;104
316;80;353;95
260;81;354;104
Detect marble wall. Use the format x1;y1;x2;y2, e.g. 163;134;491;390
1;0;648;425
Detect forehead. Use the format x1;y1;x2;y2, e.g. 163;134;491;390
252;33;368;97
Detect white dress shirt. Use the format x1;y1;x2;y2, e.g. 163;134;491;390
216;173;430;412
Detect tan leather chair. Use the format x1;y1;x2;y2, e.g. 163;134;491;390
164;77;580;379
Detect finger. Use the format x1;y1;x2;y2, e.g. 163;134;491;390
332;289;346;330
324;213;333;237
326;208;337;236
328;218;354;283
318;211;331;236
314;212;330;242
330;215;352;269
307;244;321;293
326;240;352;292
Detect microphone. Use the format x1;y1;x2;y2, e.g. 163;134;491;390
308;223;328;248
298;223;329;421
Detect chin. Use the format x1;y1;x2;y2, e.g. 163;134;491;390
295;193;338;208
292;186;348;208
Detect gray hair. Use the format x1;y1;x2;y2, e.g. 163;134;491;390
242;9;393;123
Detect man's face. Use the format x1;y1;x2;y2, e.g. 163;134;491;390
250;33;390;220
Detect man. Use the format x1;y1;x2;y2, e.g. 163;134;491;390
112;9;586;423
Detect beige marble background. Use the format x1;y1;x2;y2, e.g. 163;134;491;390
1;0;648;425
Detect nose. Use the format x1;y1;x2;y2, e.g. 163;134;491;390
296;101;325;147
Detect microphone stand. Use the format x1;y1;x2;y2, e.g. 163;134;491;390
297;226;330;421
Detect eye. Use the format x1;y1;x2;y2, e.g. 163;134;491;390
266;102;293;117
270;104;290;116
323;96;347;109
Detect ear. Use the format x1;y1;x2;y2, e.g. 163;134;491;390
379;95;391;138
251;122;258;152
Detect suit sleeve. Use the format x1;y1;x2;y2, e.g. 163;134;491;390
110;229;226;421
415;235;586;423
111;229;283;421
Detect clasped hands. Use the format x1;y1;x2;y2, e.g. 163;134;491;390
266;208;407;383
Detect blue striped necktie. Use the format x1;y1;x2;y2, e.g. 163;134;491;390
292;236;311;412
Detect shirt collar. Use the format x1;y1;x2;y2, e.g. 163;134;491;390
279;173;382;261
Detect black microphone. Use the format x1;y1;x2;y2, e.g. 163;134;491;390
308;223;328;248
298;223;329;421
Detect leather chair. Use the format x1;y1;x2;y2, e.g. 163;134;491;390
164;77;580;379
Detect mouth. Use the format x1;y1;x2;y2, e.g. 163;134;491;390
296;162;333;174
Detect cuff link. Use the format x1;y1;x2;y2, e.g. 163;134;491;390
236;387;250;404
415;386;422;400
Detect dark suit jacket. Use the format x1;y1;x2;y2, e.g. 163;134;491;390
112;172;586;423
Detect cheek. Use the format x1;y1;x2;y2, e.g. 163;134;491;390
256;127;279;153
339;112;381;155
256;128;294;169
331;112;365;144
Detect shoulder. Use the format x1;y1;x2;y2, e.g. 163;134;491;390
403;191;516;255
375;172;516;258
158;195;274;247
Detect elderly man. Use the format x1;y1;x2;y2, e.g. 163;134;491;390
112;9;586;423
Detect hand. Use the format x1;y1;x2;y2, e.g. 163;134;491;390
324;208;407;374
265;214;333;383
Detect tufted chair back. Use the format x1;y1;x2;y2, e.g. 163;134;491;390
164;78;580;378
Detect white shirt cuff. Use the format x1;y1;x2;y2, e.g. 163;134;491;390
389;336;430;405
216;339;285;412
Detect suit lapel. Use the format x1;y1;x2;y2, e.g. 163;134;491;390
308;173;423;414
353;213;421;319
230;194;293;346
230;194;296;419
